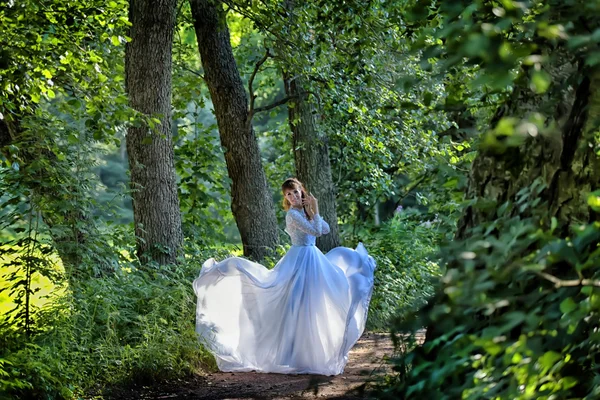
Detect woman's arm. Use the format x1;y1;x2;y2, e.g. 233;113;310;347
303;192;319;219
316;214;330;234
286;209;327;237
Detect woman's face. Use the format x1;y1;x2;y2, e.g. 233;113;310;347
284;186;303;208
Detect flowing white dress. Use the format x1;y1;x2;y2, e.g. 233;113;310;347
192;208;376;375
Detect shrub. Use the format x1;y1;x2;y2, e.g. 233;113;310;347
0;244;227;399
380;196;600;399
363;210;444;331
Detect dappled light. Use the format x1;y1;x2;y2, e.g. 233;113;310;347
1;0;599;399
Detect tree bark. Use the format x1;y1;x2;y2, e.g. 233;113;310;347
284;75;341;251
125;0;183;265
456;64;600;239
422;64;600;362
190;0;279;261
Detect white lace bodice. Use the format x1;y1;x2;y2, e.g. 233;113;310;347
285;208;331;246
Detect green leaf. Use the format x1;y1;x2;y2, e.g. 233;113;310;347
538;351;561;370
560;376;579;390
531;70;551;94
67;134;79;144
560;297;577;314
588;190;600;212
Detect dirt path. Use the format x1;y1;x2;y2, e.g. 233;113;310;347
107;332;423;399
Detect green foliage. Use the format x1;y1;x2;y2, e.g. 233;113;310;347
404;0;600;84
366;0;600;398
0;235;62;336
0;244;223;399
365;211;443;331
0;0;130;135
174;114;233;244
237;0;486;230
64;256;216;384
1;100;127;278
381;187;600;399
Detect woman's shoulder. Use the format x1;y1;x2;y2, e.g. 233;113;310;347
286;208;303;219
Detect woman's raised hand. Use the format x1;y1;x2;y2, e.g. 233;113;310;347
303;192;319;216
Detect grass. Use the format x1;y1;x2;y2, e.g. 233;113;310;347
0;244;66;326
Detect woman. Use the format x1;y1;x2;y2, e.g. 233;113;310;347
193;178;375;375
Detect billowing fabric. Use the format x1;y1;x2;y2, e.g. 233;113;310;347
193;208;376;375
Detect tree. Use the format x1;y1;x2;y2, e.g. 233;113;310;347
0;0;130;278
385;0;600;397
190;0;279;261
455;53;600;237
284;75;341;251
266;0;340;251
125;0;183;265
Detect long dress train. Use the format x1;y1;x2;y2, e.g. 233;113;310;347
192;208;376;375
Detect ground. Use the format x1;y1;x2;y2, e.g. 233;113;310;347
103;332;424;400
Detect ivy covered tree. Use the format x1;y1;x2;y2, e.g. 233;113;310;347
276;0;341;251
0;0;130;277
382;0;600;398
284;74;341;251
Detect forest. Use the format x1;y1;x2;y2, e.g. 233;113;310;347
1;0;599;398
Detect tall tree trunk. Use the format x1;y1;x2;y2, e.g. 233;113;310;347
190;0;279;262
456;63;600;239
125;0;183;265
422;64;600;359
284;75;341;251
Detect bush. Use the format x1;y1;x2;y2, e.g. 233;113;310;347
380;196;600;399
0;244;227;399
363;210;444;331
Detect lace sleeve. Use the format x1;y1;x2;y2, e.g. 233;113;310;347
286;209;328;237
314;214;330;235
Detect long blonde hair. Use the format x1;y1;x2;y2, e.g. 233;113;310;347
281;178;311;220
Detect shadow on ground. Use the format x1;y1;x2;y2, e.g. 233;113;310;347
101;332;424;400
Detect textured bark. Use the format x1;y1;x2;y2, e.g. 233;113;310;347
456;63;600;239
190;0;279;261
125;0;183;265
421;65;600;360
284;75;341;251
0;118;16;148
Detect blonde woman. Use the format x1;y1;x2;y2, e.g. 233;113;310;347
193;178;375;376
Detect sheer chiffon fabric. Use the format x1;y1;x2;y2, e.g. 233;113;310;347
193;209;376;375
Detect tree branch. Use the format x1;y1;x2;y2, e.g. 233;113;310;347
253;96;295;114
178;65;205;80
253;87;314;115
246;49;272;128
393;172;431;209
248;50;271;110
536;271;600;288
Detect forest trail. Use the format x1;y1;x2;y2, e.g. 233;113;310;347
105;332;425;399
